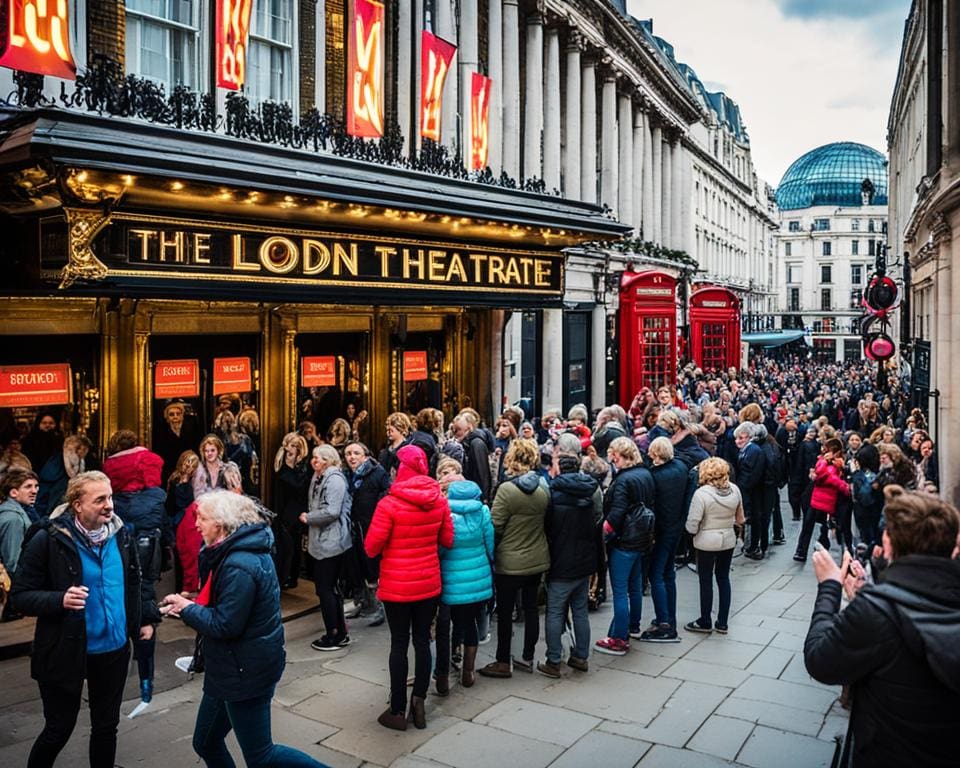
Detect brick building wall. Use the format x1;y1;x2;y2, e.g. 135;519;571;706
87;0;125;68
300;0;317;112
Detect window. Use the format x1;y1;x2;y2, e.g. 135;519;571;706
820;265;832;284
844;339;862;361
851;239;859;255
851;264;863;285
822;241;832;256
784;242;792;257
813;339;836;363
868;219;875;232
786;263;801;284
641;316;674;391
788;220;800;232
850;289;862;309
820;289;832;311
125;0;200;90
851;218;861;232
788;287;800;311
813;218;831;231
701;323;727;373
868;240;876;256
246;0;295;105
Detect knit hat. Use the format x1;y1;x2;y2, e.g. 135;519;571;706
397;444;429;477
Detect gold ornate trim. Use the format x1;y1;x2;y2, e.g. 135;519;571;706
60;207;113;288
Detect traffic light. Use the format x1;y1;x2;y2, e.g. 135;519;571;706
861;271;899;361
864;275;898;314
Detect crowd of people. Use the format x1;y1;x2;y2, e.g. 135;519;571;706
0;354;956;765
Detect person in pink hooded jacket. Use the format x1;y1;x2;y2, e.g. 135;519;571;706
796;437;850;563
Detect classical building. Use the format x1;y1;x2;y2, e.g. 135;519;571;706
774;142;889;362
888;0;960;506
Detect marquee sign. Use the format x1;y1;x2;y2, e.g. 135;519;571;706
215;0;253;90
212;356;251;394
302;356;337;387
402;351;428;382
154;359;199;399
0;363;71;407
420;31;456;142
346;0;384;137
0;0;76;80
470;72;492;170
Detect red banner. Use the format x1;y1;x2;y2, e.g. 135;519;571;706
213;357;251;394
402;351;428;382
0;0;76;80
420;30;456;142
470;72;492;170
346;0;384;137
0;364;71;407
155;359;200;399
301;356;337;387
215;0;253;90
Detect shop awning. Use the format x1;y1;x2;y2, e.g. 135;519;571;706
742;331;805;348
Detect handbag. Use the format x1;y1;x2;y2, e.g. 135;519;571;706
693;528;730;552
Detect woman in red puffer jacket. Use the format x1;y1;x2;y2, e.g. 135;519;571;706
365;444;453;732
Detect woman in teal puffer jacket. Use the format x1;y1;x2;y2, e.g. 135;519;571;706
439;479;494;689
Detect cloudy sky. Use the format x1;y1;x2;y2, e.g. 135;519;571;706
627;0;910;186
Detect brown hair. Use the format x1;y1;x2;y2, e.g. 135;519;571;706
738;403;763;424
822;438;843;456
0;467;39;500
199;434;225;458
883;485;960;559
416;408;443;433
385;411;413;437
502;438;539;476
106;429;139;456
169;450;200;488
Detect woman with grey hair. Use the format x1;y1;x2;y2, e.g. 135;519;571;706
300;445;353;651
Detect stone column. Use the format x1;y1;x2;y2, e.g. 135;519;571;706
600;73;618;214
617;93;633;229
523;14;544;181
563;35;581;200
541;309;564;413
680;148;694;255
661;136;673;246
591;305;607;411
436;0;458;152
502;1;520;178
396;0;412;154
315;0;326;114
580;56;597;203
651;121;663;243
632;108;644;237
459;0;479;167
412;0;424;143
543;25;561;190
671;137;683;250
487;0;503;175
642;110;654;239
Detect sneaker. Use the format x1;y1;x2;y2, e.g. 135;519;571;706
478;632;492;645
594;637;629;656
683;620;713;634
686;562;698;572
344;604;363;620
311;635;350;651
639;624;681;643
537;659;562;678
566;655;589;672
512;656;534;673
772;536;787;545
628;627;643;639
793;554;807;563
714;624;729;634
175;656;195;673
744;550;764;561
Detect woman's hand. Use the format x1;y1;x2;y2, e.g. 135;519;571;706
160;592;193;617
299;512;308;525
139;624;155;641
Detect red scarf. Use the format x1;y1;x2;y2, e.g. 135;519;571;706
195;571;215;606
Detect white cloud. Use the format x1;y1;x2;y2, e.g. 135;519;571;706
627;0;907;185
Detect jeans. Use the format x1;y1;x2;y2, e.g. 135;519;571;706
383;598;437;714
834;497;854;556
450;601;483;647
28;645;129;768
696;548;733;628
854;505;880;551
544;578;590;663
434;601;451;676
796;506;831;559
313;554;346;640
193;688;328;767
766;486;784;540
134;635;155;683
493;573;541;663
746;491;769;553
607;547;645;640
649;531;679;627
787;481;804;520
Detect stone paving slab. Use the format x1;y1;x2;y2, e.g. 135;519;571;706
736;725;836;768
715;696;828;737
743;646;795;678
473;696;601;747
734;675;837;714
768;631;805;652
687;715;755;762
638;743;738;767
547;729;651;768
661;658;751;689
414;721;564;768
623;681;731;748
323;714;459;767
684;638;765;670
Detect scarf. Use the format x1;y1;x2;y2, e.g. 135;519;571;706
73;514;108;545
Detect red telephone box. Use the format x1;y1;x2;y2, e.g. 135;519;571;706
689;286;741;373
618;270;678;405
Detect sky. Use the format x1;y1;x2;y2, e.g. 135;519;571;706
626;0;910;186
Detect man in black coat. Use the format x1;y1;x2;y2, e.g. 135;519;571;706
776;416;806;521
734;423;767;559
453;412;491;504
11;471;158;767
804;487;960;767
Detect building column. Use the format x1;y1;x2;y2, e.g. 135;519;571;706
412;0;425;144
314;0;326;114
523;14;544;180
541;309;563;412
632;108;644;237
591;305;607;411
641;110;653;239
651;121;662;243
600;74;618;214
671;137;683;250
487;0;503;175
436;0;458;152
543;25;561;191
661;136;673;246
563;34;581;200
502;1;520;178
617;93;633;229
580;56;597;203
396;0;412;154
680;148;694;255
459;0;479;167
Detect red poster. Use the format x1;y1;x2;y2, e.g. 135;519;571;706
215;0;253;90
0;364;71;407
154;359;200;399
213;357;251;394
302;356;337;387
402;351;428;382
470;72;492;170
346;0;384;138
420;30;457;142
0;0;76;80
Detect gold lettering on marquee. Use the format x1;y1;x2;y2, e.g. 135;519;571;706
446;253;467;282
428;250;446;282
488;255;506;285
375;245;396;276
470;253;488;283
131;229;156;261
159;230;183;263
232;233;260;271
520;257;534;284
303;239;330;275
193;233;211;264
403;248;426;280
504;258;521;284
259;236;298;274
535;260;551;287
333;243;359;276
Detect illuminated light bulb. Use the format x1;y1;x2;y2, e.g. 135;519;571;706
122;175;135;186
171;181;184;191
76;171;88;183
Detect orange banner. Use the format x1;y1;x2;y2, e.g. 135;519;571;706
301;356;337;387
215;0;253;90
402;351;428;382
470;72;492;170
155;359;200;399
0;0;76;80
346;0;384;138
0;364;71;407
420;30;457;142
213;357;251;394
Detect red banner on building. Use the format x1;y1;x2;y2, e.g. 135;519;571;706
0;0;76;80
213;357;251;394
470;72;492;170
301;356;337;387
346;0;384;137
155;359;200;399
215;0;253;90
420;30;456;142
0;364;71;407
402;351;428;382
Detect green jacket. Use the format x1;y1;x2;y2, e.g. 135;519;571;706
0;498;32;577
490;472;550;576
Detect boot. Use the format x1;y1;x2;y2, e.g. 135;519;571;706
435;673;449;696
407;695;426;729
377;708;407;731
140;679;153;704
461;645;478;688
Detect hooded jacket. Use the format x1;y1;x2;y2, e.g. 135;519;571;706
685;484;744;551
365;458;454;602
546;471;602;580
650;458;690;538
810;456;850;515
439;480;494;605
346;458;390;530
102;446;164;493
804;556;960;767
490;471;550;576
181;523;285;702
305;466;352;560
0;497;32;577
604;463;655;546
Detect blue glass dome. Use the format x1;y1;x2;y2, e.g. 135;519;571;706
776;142;888;211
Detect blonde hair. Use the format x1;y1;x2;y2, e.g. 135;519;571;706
327;418;351;445
436;456;462;479
607;436;641;466
313;444;342;468
738;403;763;424
648;436;675;463
698;457;731;489
656;410;681;434
502;438;539;476
385;411;413;436
196;489;262;537
199;434;225;458
66;470;111;509
274;432;309;471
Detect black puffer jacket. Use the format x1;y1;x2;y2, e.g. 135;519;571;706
546;472;602;580
804;556;960;767
604;464;655;547
347;459;390;529
650;458;690;537
273;460;311;525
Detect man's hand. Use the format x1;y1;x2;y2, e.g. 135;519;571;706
299;512;308;525
843;556;867;600
139;624;155;641
812;549;842;584
62;585;88;610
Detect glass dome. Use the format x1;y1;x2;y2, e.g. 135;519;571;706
776;142;888;211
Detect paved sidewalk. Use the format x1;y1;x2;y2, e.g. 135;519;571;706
0;515;845;767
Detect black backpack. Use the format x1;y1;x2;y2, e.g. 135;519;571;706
619;501;656;553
